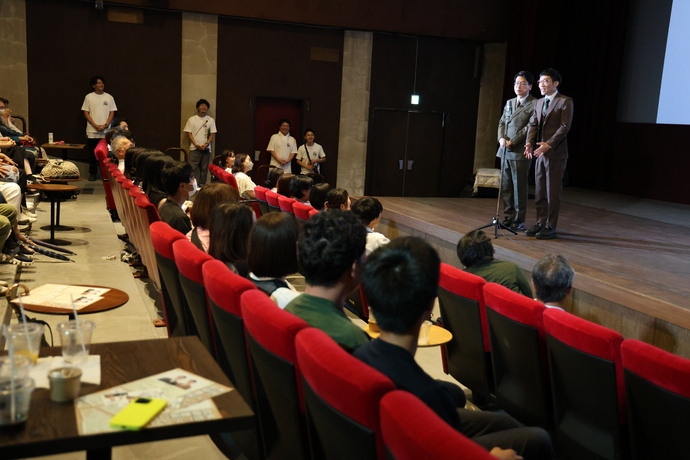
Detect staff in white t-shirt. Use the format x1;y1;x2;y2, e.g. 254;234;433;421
82;75;117;181
266;118;297;172
296;128;326;175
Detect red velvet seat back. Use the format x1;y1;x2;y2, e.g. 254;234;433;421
217;169;239;191
295;328;395;460
265;190;280;212
173;239;215;354
293;201;313;221
380;391;495;460
133;193;160;291
241;290;311;459
254;186;268;201
484;282;551;429
439;263;489;350
622;339;690;459
150;221;189;337
278;195;297;215
308;208;319;218
94;139;116;211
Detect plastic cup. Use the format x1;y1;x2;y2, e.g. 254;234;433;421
368;307;379;333
0;376;35;426
57;320;95;365
419;320;433;345
48;367;82;403
0;355;33;379
5;323;44;364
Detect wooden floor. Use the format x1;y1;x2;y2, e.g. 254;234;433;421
375;189;690;356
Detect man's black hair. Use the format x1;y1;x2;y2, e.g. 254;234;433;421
514;70;534;85
298;210;366;287
363;237;440;333
540;68;562;85
90;75;105;86
196;99;210;109
532;253;574;304
351;196;383;226
161;161;192;197
456;229;494;268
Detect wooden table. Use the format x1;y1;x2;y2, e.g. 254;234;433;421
364;324;453;347
27;183;79;245
0;336;254;460
41;143;86;161
17;284;129;315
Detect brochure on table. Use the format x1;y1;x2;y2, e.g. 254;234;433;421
10;284;110;310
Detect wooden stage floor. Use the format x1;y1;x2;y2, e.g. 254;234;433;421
376;189;690;355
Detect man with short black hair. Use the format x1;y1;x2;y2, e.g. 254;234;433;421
184;99;217;187
285;210;369;351
82;75;117;181
159;161;195;235
355;237;553;460
531;253;574;310
351;196;389;256
267;118;298;172
524;68;574;240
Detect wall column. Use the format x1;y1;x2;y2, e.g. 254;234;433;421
0;0;29;124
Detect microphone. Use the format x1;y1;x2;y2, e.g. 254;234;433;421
506;101;513;117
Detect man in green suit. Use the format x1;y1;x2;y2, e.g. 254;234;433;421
497;71;536;231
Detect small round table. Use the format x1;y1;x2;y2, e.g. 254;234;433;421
363;324;453;347
27;183;79;245
11;284;129;315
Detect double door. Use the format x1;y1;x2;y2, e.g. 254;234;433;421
366;109;445;197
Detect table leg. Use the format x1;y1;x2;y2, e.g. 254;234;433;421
56;198;61;226
50;195;56;242
86;447;112;460
61;148;68;161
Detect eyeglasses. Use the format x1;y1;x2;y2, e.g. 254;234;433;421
537;79;552;85
514;82;530;86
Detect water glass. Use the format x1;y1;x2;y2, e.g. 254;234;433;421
57;320;96;365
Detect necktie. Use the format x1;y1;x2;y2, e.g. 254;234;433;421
516;100;521;109
542;98;550;116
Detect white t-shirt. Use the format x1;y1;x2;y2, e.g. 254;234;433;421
365;228;390;256
234;171;257;200
267;132;297;171
296;142;326;174
183;115;217;150
81;92;117;139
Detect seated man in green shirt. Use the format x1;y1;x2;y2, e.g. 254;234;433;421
457;229;532;298
285;210;369;351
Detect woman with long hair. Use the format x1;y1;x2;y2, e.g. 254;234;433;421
208;203;253;277
188;183;240;252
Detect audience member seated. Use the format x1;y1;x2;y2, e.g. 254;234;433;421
351;196;389;256
0;203;32;268
159;161;195;235
133;149;163;187
213;149;235;172
285;210;369;351
276;173;295;198
247;212;300;308
290;174;313;204
531;253;574;310
110;117;129;130
309;182;331;211
123;146;144;181
457;229;533;298
324;188;351;211
231;153;257;199
187;183;239;252
265;166;284;192
110;135;133;172
355;237;553;460
140;153;173;208
208;203;253;277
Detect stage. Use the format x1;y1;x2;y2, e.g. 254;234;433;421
375;188;690;358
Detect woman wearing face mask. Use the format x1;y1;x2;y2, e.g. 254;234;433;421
231;153;257;199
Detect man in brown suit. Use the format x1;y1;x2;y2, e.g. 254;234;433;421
524;68;573;240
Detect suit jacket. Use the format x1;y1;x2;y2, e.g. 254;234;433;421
496;95;536;161
526;92;574;160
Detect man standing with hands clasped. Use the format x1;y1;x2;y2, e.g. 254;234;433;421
267;119;298;172
524;68;573;240
184;99;217;187
82;76;117;181
497;71;536;231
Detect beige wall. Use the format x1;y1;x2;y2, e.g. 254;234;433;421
180;12;218;153
0;0;29;124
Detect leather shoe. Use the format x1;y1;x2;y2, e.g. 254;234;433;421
524;223;543;237
536;226;557;240
501;218;513;227
510;221;525;231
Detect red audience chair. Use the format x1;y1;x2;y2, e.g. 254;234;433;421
150;222;193;337
241;289;311;459
621;339;690;460
203;260;257;404
265;190;281;213
277;195;297;215
172;239;216;355
437;264;493;406
484;282;552;430
94;140;116;215
217;169;239;191
134;194;161;291
292;201;313;223
308;208;319;218
380;390;495;460
208;164;223;182
295;328;395;460
544;309;627;460
254;186;270;216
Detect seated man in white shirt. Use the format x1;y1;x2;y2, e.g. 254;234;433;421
531;253;574;310
351;196;389;256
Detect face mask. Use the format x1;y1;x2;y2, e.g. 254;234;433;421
246;161;254;172
188;179;198;198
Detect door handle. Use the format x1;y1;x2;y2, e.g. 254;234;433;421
399;160;404;170
407;160;414;170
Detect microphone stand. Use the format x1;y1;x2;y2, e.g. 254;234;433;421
476;101;518;238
